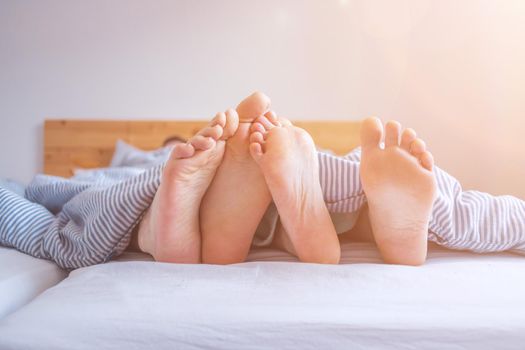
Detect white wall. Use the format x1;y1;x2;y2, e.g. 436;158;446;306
1;0;524;198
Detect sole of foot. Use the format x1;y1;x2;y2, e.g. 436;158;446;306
200;92;276;264
360;117;437;266
137;110;238;263
249;117;341;264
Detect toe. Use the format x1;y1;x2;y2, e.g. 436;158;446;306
410;138;426;156
236;91;271;122
249;142;264;163
211;112;226;128
264;110;281;126
198;125;223;140
248;128;266;163
419;151;434;171
278;117;293;127
249;131;265;145
385;120;401;147
400;128;417;152
190;135;216;151
221;108;239;140
254;115;278;131
250;122;266;134
171;143;195;159
360;117;384;151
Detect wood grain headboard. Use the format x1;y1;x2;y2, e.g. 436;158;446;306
44;120;362;177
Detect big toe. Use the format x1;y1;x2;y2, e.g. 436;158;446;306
236;91;271;122
361;117;384;151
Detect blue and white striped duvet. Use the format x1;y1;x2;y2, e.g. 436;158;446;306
0;165;163;269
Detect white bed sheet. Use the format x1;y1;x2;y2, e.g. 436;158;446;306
0;243;524;349
0;247;68;319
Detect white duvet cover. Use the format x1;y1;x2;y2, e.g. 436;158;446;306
0;247;68;319
0;243;524;349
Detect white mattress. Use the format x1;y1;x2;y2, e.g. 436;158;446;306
0;247;68;319
0;243;524;349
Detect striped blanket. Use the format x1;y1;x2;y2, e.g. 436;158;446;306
0;165;163;269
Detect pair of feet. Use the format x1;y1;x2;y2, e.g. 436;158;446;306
137;92;437;265
136;92;337;264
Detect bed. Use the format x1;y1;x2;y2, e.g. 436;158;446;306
1;243;524;349
0;119;524;349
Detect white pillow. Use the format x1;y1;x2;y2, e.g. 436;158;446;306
110;140;173;168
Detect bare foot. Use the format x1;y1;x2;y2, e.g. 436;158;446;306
137;111;238;263
360;117;437;266
249;118;341;264
200;92;275;264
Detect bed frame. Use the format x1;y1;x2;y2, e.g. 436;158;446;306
43;120;362;177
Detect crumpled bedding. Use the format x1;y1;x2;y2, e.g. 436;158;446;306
0;165;163;269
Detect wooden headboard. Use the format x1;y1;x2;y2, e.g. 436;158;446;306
44;120;362;177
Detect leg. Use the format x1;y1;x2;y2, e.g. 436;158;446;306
360;118;437;265
200;92;274;264
250;118;340;264
137;112;238;263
